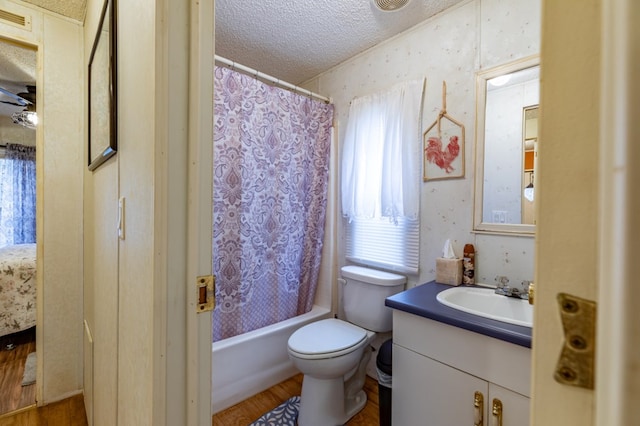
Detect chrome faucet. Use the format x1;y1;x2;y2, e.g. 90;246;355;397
494;276;530;301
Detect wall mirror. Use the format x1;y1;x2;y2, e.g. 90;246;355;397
88;0;117;171
473;56;539;235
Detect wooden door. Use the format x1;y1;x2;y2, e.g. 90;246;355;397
530;0;640;425
532;0;600;424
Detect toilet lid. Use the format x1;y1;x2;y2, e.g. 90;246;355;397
288;318;367;356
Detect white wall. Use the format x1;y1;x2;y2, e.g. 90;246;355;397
306;0;540;289
0;0;84;405
40;9;84;403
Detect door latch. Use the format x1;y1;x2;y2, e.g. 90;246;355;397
196;275;215;313
554;292;596;389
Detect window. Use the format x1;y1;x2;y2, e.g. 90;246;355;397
345;216;419;273
342;80;424;273
0;144;36;247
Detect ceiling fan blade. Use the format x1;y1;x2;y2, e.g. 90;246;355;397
0;100;24;106
0;87;28;106
15;92;35;104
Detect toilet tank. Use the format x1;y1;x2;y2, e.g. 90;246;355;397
341;265;406;332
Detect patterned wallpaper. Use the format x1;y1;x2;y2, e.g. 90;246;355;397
307;0;541;289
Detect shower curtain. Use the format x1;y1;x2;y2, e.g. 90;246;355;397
213;66;334;341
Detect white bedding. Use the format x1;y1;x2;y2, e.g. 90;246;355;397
0;243;36;337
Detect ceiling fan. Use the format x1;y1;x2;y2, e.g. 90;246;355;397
0;84;35;108
0;84;37;128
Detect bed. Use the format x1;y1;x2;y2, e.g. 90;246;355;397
0;243;36;338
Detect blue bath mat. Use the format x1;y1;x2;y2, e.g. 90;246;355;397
249;396;300;426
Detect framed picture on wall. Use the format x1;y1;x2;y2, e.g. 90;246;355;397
423;114;465;181
88;0;117;171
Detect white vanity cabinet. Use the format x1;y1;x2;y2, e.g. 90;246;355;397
392;310;531;426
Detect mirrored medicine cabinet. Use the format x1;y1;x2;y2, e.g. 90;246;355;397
473;56;540;235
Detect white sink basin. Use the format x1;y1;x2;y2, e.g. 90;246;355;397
436;286;533;328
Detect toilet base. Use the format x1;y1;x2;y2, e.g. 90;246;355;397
297;376;367;426
344;389;367;421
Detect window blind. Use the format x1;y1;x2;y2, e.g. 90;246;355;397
345;216;419;274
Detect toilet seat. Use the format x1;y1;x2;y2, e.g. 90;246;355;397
288;318;367;360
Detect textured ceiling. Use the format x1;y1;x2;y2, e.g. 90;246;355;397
215;0;467;85
0;0;470;114
22;0;86;22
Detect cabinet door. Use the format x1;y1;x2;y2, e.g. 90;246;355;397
393;344;488;425
489;383;530;426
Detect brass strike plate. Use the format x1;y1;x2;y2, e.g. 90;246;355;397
554;292;596;389
196;275;215;313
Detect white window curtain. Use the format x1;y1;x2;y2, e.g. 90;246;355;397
341;80;424;273
341;80;424;222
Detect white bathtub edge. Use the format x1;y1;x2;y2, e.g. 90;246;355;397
212;305;332;414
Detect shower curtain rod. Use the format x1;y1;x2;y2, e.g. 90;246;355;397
214;55;331;104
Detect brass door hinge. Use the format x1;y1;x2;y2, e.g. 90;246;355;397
554;292;596;389
196;275;215;313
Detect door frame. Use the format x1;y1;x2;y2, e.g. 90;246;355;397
596;0;640;424
0;34;41;414
0;4;44;411
185;0;213;424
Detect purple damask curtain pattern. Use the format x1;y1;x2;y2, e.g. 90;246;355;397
213;66;334;341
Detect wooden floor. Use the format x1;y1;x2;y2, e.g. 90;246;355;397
0;394;87;426
0;362;378;425
0;328;36;416
212;373;380;425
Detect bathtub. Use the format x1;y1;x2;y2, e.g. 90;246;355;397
212;305;331;413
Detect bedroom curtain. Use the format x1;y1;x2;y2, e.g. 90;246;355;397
341;80;424;222
0;143;36;247
212;66;334;341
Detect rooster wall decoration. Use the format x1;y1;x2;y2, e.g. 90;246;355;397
423;81;465;181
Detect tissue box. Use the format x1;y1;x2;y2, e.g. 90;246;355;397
435;258;463;286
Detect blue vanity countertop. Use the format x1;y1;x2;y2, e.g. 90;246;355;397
385;281;532;348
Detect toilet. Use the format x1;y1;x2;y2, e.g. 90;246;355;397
287;265;406;426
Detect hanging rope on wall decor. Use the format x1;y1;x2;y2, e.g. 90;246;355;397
422;80;466;181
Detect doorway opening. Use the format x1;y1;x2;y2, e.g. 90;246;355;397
0;36;37;417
